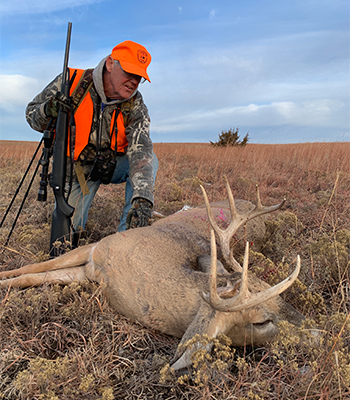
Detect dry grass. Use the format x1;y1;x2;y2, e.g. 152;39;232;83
0;140;349;399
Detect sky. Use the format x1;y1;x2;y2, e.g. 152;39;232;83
0;0;349;144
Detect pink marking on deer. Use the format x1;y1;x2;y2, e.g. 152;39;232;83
218;209;226;222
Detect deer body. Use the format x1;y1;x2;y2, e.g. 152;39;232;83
0;182;304;370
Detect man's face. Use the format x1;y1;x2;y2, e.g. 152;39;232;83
104;57;142;100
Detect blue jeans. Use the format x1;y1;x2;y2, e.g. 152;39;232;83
68;152;158;233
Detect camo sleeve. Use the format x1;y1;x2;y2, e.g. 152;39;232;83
125;92;155;205
26;74;63;133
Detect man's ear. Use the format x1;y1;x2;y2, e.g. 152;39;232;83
105;56;115;72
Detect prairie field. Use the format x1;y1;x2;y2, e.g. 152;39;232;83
0;140;349;399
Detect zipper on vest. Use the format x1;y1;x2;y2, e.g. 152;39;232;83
97;106;104;153
112;107;120;151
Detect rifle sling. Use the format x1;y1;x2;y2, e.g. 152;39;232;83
71;69;94;113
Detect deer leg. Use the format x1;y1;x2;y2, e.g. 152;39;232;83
170;303;228;370
0;244;95;279
0;266;87;289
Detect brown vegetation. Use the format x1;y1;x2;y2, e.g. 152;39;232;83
0;140;349;399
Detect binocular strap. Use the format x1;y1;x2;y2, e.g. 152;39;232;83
75;162;90;195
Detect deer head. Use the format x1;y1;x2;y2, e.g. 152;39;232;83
170;178;302;370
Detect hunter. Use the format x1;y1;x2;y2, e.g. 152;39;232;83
26;41;158;240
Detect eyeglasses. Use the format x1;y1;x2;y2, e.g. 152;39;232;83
116;61;146;84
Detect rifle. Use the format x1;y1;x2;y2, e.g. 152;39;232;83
49;22;75;257
1;23;76;253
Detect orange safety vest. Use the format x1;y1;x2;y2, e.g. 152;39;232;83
68;68;128;160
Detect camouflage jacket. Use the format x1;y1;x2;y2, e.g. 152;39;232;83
26;57;155;205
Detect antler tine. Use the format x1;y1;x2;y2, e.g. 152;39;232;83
202;230;301;313
201;178;286;273
240;241;250;295
206;250;301;313
202;240;249;309
202;236;249;309
251;184;286;216
202;230;223;307
255;184;263;209
200;176;240;238
200;177;243;272
201;179;297;313
200;185;222;235
224;175;239;222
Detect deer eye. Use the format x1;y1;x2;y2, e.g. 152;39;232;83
253;320;273;329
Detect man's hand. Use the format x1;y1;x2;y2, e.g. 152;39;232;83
44;92;70;118
126;198;153;230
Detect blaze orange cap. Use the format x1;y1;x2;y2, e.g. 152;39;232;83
111;40;151;82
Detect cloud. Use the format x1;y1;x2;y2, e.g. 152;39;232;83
150;99;346;137
178;6;182;14
209;9;217;20
0;75;40;111
143;26;349;139
233;100;338;127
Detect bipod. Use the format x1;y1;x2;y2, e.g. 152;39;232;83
0;139;43;246
1;120;55;247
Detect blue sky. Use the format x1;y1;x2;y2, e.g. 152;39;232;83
0;0;349;144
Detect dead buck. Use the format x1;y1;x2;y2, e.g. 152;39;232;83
0;178;303;370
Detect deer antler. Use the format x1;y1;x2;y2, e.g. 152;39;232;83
203;230;301;312
200;176;285;272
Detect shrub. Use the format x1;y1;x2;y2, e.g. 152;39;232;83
210;127;249;147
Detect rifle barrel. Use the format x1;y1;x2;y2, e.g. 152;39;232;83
62;22;72;86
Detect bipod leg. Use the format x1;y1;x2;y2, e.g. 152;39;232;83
4;158;41;246
0;138;43;229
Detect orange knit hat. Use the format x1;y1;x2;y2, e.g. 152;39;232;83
111;41;151;82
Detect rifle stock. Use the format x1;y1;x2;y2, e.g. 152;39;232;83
50;22;75;256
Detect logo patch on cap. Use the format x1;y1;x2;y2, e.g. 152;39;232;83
137;50;148;64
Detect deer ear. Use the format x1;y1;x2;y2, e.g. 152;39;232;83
197;254;228;274
217;279;241;299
